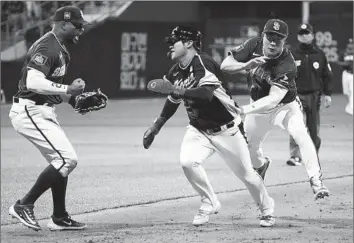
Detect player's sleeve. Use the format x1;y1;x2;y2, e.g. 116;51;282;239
163;64;183;104
272;70;297;90
193;55;221;88
27;45;56;76
227;37;258;62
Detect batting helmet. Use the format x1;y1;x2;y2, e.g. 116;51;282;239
164;26;202;51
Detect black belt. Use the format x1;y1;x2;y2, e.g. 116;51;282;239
204;121;235;134
13;97;54;107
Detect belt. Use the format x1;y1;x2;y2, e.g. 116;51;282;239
205;121;235;134
13;97;54;107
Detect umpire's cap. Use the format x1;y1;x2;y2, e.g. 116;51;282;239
298;23;314;35
53;6;90;26
164;26;202;51
263;19;288;37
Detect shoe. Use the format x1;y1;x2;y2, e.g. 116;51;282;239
260;214;275;227
310;175;330;200
47;214;87;231
192;197;221;226
9;200;41;231
254;157;272;180
286;157;302;166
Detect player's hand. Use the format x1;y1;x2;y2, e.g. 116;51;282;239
245;56;269;70
234;106;245;115
143;117;166;149
323;95;332;108
67;78;86;96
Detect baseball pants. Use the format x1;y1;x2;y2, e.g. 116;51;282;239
289;91;321;158
244;97;322;179
342;70;353;115
9;99;78;177
179;121;274;216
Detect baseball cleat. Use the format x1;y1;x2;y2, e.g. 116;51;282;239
286;156;302;166
192;198;221;226
47;214;87;231
254;157;272;180
310;175;330;200
9;200;41;231
260;214;275;227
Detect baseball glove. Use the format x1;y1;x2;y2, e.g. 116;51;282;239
147;79;186;97
143;116;166;149
71;88;108;115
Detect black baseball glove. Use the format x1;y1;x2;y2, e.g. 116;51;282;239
143;116;166;149
69;88;108;115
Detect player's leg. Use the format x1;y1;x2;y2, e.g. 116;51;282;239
307;92;321;152
288;94;308;166
342;70;353;115
244;113;273;179
211;125;275;227
348;72;353;115
180;125;219;226
343;71;353;115
9;105;85;230
281;101;329;200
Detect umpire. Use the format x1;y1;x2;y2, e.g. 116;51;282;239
287;23;333;166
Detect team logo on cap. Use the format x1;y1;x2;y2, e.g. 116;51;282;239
301;24;307;29
273;22;280;30
64;12;71;20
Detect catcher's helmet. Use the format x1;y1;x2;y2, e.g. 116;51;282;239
164;26;202;51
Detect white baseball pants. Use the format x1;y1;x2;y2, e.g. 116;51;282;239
180;121;274;216
244;97;322;179
9;99;78;177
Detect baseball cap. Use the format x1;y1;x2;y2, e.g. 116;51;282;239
263;19;288;37
298;23;314;35
53;6;90;25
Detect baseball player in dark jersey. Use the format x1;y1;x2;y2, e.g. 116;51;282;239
144;26;275;227
221;19;330;201
8;6;90;231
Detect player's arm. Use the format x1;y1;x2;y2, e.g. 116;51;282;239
143;86;181;149
321;52;333;96
221;38;265;74
26;48;83;97
239;85;288;114
26;68;69;95
180;57;220;102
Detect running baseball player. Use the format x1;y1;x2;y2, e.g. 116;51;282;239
8;6;107;231
143;26;275;227
220;19;330;200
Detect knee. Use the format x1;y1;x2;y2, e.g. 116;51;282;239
66;153;79;173
180;155;201;168
52;154;78;177
242;171;260;184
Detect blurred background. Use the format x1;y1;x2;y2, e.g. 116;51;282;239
0;1;353;102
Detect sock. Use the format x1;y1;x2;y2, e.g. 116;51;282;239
20;164;62;205
51;176;68;218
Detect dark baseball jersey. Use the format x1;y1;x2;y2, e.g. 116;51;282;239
14;31;71;105
164;52;238;130
229;37;297;104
